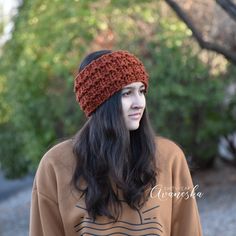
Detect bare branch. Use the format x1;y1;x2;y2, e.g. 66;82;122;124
216;0;236;21
165;0;236;65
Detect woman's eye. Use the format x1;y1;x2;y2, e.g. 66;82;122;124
122;91;131;96
122;89;146;97
140;89;146;94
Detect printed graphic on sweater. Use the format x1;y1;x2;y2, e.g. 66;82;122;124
74;201;163;236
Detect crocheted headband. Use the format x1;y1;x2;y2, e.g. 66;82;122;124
74;50;149;117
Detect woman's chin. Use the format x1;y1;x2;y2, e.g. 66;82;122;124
126;122;140;131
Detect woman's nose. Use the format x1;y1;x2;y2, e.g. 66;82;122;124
131;93;145;109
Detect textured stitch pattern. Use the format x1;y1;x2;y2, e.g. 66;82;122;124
74;50;149;117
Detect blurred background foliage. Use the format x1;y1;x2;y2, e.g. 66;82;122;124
0;0;235;178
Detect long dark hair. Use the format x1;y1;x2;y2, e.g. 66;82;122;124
72;50;157;221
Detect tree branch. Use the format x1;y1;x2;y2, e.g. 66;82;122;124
216;0;236;21
165;0;236;65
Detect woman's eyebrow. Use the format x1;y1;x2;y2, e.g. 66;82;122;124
123;85;145;90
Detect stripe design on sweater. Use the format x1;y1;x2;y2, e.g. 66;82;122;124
74;204;163;235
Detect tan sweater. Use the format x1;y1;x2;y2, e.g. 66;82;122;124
30;136;202;236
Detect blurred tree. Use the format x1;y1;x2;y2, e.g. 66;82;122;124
165;0;236;64
0;0;234;178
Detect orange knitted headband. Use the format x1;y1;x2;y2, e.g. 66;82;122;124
74;50;149;117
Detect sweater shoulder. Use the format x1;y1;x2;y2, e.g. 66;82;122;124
155;136;185;156
37;138;75;174
155;136;186;169
33;139;75;201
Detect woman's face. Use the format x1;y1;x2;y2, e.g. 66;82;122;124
121;82;146;130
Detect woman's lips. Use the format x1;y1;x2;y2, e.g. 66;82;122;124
128;113;141;119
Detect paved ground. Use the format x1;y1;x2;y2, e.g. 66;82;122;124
0;171;33;202
0;172;33;236
193;160;236;236
0;159;235;236
0;187;31;236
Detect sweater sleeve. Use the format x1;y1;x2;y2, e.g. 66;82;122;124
29;154;65;236
170;148;203;236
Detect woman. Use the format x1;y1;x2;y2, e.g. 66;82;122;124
30;50;202;235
